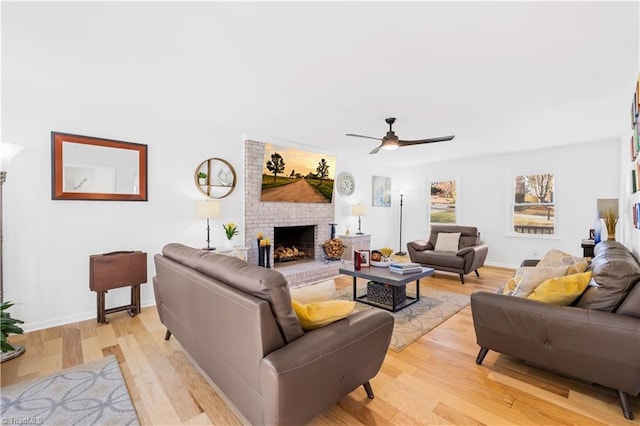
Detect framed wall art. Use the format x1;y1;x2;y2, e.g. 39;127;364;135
372;175;391;207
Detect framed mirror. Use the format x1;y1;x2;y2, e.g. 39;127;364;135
195;158;237;199
51;132;148;201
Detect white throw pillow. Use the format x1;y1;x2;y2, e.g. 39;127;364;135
511;266;569;297
290;279;336;304
434;232;461;252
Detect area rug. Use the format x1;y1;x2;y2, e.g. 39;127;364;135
1;355;138;425
335;285;469;352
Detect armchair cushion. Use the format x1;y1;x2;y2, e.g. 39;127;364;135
434;232;461;252
527;271;592;305
292;300;355;331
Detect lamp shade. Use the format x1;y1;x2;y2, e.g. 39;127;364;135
597;198;618;216
351;204;366;216
0;143;23;171
195;200;221;219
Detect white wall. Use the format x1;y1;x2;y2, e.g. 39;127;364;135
393;139;620;268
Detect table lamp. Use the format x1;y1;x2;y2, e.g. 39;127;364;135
352;204;366;235
195;200;221;250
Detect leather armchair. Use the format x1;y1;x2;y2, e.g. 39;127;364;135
407;225;488;283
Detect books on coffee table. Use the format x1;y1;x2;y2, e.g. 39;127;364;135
389;262;422;274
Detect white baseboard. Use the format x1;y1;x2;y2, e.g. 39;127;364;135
21;299;157;334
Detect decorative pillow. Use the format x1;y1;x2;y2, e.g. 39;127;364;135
537;248;589;274
291;299;355;331
527;271;592;305
290;279;336;304
502;266;569;297
434;232;461;252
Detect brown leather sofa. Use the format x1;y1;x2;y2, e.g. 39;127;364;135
153;243;394;426
471;241;640;420
407;225;489;283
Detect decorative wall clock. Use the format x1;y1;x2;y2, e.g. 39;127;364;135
337;171;355;197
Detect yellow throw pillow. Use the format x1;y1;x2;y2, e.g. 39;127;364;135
527;271;592;305
291;299;355;331
537;248;589;274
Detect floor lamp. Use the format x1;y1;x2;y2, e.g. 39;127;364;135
195;200;222;250
1;142;25;363
395;191;406;255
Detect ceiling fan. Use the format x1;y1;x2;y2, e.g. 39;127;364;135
346;117;455;154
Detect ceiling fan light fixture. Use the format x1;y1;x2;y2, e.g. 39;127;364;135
382;143;398;150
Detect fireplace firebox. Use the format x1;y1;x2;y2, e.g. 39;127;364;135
273;225;315;265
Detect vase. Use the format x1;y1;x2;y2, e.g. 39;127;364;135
224;239;234;248
258;241;264;267
593;211;603;244
265;245;271;268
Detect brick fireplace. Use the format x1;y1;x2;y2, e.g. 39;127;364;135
244;140;342;287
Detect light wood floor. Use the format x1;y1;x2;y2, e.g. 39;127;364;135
2;266;639;425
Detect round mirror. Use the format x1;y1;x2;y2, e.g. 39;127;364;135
195;158;237;199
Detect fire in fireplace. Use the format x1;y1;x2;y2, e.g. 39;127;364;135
273;225;315;265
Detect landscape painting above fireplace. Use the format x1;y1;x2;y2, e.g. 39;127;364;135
260;143;336;203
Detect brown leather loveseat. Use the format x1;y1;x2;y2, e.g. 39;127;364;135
471;241;640;420
407;225;489;283
153;243;394;426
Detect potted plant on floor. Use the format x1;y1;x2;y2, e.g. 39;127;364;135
1;301;25;362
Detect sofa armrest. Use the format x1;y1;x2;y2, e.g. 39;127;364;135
471;291;640;395
458;244;488;273
407;239;433;252
260;309;393;425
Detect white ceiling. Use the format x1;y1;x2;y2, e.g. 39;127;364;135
6;1;640;166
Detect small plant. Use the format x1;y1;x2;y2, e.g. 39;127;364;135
223;222;239;240
602;208;618;236
197;172;207;179
1;301;24;353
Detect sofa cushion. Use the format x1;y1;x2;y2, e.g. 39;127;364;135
434;232;461;252
502;266;569;297
162;242;210;269
616;282;640;319
291;299;355;330
537;248;589;274
575;241;640;312
192;251;304;343
526;271;592;305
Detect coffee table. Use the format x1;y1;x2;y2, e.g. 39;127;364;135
338;265;435;313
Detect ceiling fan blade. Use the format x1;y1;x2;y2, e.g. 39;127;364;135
345;133;382;141
397;135;455;146
369;145;382;154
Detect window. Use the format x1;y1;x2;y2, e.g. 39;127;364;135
512;173;555;235
430;180;457;224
